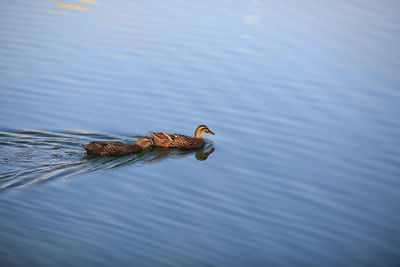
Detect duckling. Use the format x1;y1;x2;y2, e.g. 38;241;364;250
150;125;215;149
83;137;153;156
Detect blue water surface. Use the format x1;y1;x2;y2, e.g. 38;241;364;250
1;0;400;266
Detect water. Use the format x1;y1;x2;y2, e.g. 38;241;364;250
1;0;400;266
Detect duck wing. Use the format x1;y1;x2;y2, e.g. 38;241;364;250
150;132;185;141
150;132;185;146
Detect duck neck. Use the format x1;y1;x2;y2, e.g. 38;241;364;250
194;129;204;138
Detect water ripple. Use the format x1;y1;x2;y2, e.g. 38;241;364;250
0;129;215;190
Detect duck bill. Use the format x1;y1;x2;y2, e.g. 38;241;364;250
208;130;215;135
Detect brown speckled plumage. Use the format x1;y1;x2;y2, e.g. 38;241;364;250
150;125;215;149
83;137;153;156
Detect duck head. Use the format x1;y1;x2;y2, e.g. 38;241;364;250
135;137;154;147
194;125;215;138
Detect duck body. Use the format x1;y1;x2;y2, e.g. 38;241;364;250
83;137;153;156
83;141;142;156
150;133;205;149
150;125;215;149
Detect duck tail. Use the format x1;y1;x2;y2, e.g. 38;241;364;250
82;144;90;152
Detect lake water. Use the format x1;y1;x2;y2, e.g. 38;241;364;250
1;0;400;266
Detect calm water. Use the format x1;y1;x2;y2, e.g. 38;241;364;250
1;0;400;266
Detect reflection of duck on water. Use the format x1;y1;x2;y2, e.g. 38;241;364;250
195;146;215;161
146;143;215;162
82;143;215;173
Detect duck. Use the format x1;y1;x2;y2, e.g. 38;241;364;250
150;125;215;149
83;137;153;156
